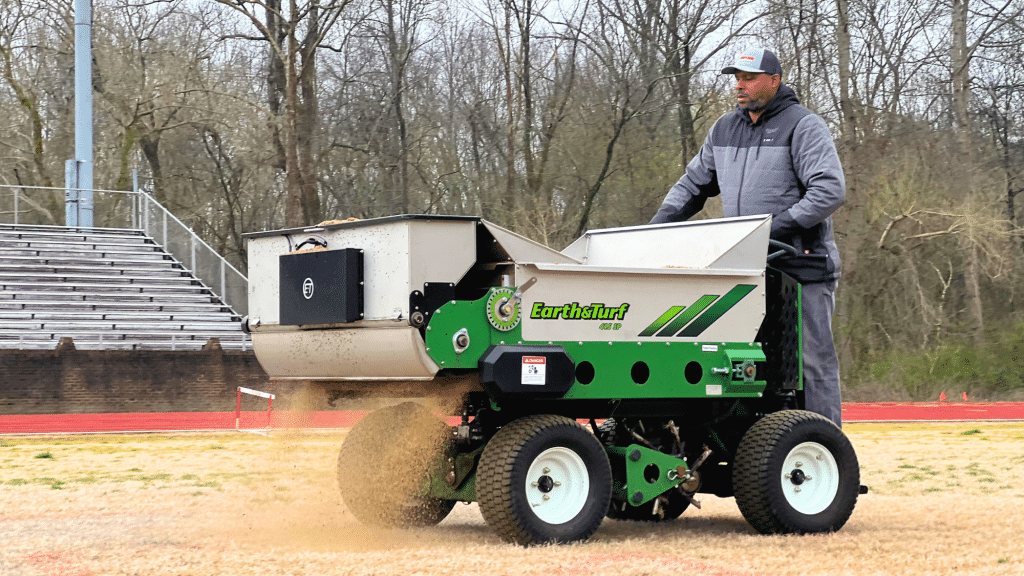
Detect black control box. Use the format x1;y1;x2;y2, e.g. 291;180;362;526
279;248;363;325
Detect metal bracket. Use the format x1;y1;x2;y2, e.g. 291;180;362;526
606;444;688;506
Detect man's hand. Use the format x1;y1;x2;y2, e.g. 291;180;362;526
770;210;800;239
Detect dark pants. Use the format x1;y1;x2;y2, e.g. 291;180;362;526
801;280;842;427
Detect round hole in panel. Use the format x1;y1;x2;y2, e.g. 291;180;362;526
684;361;703;385
575;361;595;385
631;361;650;385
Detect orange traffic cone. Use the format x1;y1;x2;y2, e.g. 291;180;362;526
962;392;968;402
939;392;947;402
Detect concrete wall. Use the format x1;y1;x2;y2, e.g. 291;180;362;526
0;338;278;415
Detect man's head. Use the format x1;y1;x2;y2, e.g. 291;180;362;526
722;48;782;116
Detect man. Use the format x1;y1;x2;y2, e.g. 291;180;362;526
649;48;845;426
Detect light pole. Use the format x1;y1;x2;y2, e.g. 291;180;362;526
65;0;93;228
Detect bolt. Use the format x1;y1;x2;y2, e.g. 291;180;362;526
629;449;642;462
543;495;550;501
796;461;803;467
632;491;644;504
543;467;550;474
554;481;562;487
816;454;823;460
805;475;813;481
532;482;538;487
785;473;792;479
794;486;802;492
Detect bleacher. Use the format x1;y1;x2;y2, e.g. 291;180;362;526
0;223;249;351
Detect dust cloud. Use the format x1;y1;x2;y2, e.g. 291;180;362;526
207;388;486;555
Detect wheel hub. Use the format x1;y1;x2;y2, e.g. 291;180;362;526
536;475;555;493
525;447;590;525
780;442;839;515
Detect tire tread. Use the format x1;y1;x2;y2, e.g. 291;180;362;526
477;415;610;545
733;410;859;535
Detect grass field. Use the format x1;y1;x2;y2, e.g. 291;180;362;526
1;421;1023;576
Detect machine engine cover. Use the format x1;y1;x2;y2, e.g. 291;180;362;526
280;248;364;325
479;345;575;399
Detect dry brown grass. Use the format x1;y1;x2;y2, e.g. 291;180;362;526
2;421;1023;576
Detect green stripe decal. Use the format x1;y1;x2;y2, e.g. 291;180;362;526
678;284;757;337
638;306;686;337
656;295;718;337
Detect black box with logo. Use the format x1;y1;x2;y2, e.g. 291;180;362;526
279;248;363;326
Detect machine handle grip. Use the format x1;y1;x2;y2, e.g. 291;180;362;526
767;239;798;262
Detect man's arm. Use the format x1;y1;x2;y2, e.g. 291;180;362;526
771;114;845;238
649;127;721;224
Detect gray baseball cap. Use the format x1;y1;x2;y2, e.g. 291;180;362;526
721;48;782;76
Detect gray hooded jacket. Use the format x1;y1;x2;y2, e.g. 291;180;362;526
650;84;845;283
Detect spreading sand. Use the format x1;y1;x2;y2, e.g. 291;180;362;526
1;419;1022;575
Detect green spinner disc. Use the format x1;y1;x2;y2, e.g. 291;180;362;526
486;288;520;332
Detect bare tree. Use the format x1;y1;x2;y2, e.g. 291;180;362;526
90;1;218;202
947;0;1024;342
211;0;354;227
0;0;61;190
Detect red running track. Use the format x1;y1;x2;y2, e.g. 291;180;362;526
0;403;1022;435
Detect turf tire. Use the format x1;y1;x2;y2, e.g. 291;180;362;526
477;415;612;545
733;410;859;534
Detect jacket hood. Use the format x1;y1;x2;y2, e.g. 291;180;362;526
734;83;800;125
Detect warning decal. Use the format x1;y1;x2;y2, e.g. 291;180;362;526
522;356;547;385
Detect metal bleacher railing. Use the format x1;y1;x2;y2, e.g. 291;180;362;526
0;184;248;317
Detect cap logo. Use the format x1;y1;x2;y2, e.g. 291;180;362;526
740;56;756;61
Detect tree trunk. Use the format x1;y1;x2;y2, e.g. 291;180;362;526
950;0;983;343
665;3;697;160
385;0;410;214
299;1;321;224
836;0;856;152
964;241;984;343
950;0;971;159
283;0;305;227
140;135;163;200
266;0;288;173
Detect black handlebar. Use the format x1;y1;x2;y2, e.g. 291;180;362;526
767;239;799;262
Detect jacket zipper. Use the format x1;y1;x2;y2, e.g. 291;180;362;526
735;126;754;216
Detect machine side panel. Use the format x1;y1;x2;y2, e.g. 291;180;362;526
518;264;765;344
409;220;478;297
252;326;439;379
563;215;770;270
482;221;579;264
248;220;478;326
247;235;290;325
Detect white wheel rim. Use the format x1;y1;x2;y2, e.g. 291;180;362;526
525;447;590;525
781;442;839;515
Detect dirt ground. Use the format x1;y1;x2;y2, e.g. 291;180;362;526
1;420;1023;576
